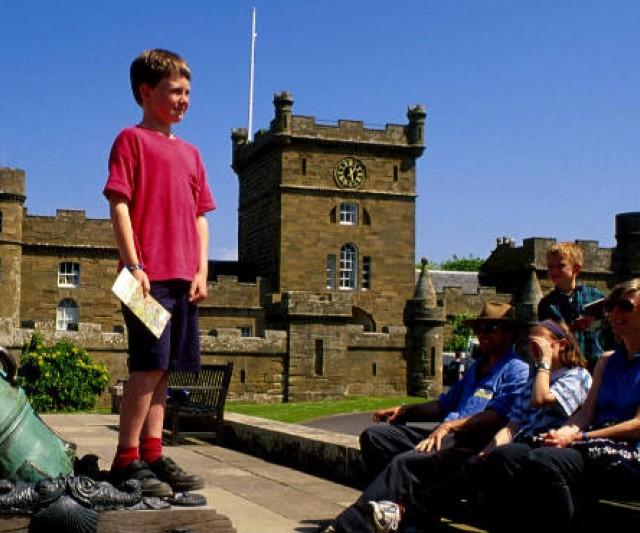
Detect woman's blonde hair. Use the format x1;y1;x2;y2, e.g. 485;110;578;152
605;278;640;305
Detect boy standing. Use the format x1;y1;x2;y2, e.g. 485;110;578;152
103;49;216;496
537;242;604;373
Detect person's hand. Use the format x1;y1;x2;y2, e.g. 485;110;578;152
530;335;553;364
540;427;578;448
415;423;451;453
132;269;150;298
189;271;208;304
570;316;593;333
373;406;405;424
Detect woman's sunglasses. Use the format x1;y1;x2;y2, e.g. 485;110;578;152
604;299;638;314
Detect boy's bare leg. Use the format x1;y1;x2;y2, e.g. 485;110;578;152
118;370;165;446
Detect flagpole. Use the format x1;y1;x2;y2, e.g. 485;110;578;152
248;7;257;142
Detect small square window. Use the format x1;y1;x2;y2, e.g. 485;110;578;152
58;262;80;288
339;203;358;225
239;326;253;337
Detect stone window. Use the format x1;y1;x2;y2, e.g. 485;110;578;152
58;262;80;288
0;211;3;233
393;165;399;182
314;339;324;376
57;299;79;331
326;254;336;289
362;256;372;290
239;326;252;337
339;202;358;225
339;243;358;290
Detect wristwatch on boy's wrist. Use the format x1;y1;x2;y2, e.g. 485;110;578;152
534;362;551;371
125;263;144;272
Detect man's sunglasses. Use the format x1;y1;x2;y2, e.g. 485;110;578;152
604;299;638;314
473;322;502;334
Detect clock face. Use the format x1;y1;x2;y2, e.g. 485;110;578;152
334;157;366;188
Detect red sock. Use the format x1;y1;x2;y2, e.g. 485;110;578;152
140;436;163;464
112;445;139;469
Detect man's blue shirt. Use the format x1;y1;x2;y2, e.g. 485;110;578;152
439;347;529;422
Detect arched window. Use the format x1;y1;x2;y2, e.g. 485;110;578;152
339;243;358;290
57;299;78;331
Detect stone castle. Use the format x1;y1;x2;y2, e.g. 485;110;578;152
2;92;639;405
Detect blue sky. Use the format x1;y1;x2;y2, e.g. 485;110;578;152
2;1;639;264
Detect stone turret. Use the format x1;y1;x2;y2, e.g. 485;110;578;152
612;212;640;284
271;91;294;133
407;105;427;147
404;258;446;397
515;268;543;326
0;168;26;326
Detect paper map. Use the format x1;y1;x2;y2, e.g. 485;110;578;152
111;268;171;338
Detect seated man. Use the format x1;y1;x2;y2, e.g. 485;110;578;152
322;301;529;533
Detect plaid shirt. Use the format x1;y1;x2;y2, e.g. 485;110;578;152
538;284;605;366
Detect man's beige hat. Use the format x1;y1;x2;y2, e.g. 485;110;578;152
463;301;523;328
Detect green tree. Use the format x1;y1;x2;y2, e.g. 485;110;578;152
444;312;475;353
416;255;484;272
440;254;484;271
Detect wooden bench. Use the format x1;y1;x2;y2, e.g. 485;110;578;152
163;362;234;446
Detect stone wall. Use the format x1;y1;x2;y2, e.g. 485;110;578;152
1;318;410;406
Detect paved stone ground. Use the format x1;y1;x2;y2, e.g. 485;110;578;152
42;413;359;533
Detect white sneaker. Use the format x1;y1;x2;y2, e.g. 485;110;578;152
367;500;402;532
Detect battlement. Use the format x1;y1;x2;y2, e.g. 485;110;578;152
232;92;426;170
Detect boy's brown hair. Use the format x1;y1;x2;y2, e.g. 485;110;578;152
130;49;191;106
546;242;584;268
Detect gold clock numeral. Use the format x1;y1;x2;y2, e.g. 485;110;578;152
334;157;366;188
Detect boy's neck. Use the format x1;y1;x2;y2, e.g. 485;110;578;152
557;280;577;293
138;119;174;138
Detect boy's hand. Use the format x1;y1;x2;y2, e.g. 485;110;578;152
570;316;594;332
132;269;150;298
189;271;208;304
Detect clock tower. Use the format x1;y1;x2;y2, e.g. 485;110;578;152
231;92;426;330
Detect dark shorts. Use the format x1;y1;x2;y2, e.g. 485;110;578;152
122;280;201;373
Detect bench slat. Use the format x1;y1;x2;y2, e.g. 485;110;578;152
164;362;234;445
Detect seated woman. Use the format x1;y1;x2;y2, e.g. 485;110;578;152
483;278;640;533
466;319;592;532
322;319;591;533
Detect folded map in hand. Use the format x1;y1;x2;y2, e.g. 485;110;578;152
111;268;171;338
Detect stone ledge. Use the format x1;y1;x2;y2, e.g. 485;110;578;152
221;413;365;487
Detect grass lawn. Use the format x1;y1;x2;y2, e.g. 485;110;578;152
225;395;427;424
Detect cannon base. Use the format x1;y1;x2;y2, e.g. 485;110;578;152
0;505;236;533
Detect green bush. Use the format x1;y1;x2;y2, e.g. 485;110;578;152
18;333;110;413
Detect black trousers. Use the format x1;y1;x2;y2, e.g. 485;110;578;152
472;443;586;533
359;424;433;481
335;443;477;533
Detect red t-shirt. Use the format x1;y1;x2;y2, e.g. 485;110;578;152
104;126;216;281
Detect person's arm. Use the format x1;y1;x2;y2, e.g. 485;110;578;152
374;400;445;424
108;192;149;296
189;215;209;304
530;337;557;407
415;408;506;453
542;353;609;447
478;420;520;456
